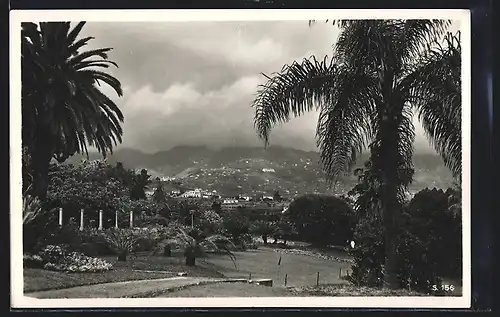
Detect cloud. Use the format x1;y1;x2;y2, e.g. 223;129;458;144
78;20;456;154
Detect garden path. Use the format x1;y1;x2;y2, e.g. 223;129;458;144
25;276;245;299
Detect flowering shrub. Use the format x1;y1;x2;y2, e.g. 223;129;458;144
23;253;44;268
35;244;113;273
43;252;113;273
39;244;70;263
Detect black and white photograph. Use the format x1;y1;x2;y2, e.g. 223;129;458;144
10;9;470;308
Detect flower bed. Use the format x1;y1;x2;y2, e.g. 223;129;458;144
43;252;113;273
28;244;114;273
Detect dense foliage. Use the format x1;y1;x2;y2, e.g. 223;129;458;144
286;194;356;246
349;187;462;292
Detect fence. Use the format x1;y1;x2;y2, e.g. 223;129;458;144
270;268;353;287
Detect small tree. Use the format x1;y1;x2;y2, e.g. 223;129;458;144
250;220;276;244
274;218;297;245
153;226;237;267
101;229;144;261
273;190;282;202
152;181;167;204
221;210;250;244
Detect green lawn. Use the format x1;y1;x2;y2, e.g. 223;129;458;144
199;246;352;288
24;254;223;293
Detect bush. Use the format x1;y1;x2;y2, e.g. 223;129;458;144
348;216;385;287
348;187;462;292
23;253;44;268
36;244;113;273
43;252;113;273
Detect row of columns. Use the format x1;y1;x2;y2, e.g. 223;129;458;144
58;208;135;230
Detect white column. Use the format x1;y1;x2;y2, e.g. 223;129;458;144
115;210;119;228
98;209;103;230
80;209;84;231
129;210;134;228
58;208;63;226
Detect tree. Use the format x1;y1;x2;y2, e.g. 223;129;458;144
221;210;250;243
250;220;276;244
252;20;460;289
152;181;167;204
273;190;282;202
273;216;297;245
154;226;237;267
22;22;124;200
286;194;356;246
46;160;129;221
130;169;151;200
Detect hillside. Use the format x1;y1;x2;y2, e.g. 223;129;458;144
66;145;455;197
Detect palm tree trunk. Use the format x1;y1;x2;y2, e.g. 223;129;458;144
117;250;127;261
374;106;403;290
30;140;54;201
185;247;196;266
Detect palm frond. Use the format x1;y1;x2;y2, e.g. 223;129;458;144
252;56;337;147
403;32;461;179
315;65;378;182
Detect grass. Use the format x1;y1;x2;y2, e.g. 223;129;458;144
23;268;174;293
158;282;294;297
199;246;352;288
24;253;223;293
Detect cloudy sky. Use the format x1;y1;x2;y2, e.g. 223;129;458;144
79;21;460;154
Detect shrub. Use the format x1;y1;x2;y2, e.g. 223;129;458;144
39;244;70;263
348;216;385;287
99;228;145;261
43;252;113;273
23;253;44;268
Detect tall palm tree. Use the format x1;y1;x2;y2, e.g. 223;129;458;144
252;20;461;289
22;22;124;200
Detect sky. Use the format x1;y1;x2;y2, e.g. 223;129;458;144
79;20;460;154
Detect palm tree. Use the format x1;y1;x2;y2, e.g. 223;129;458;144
252;20;461;289
153;226;237;267
22;22;124;200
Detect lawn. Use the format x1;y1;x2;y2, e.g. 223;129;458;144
159;282;294;297
199;246;352;288
24;254;223;293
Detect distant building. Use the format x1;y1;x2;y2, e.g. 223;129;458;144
179;189;202;198
262;168;275;173
221;198;242;211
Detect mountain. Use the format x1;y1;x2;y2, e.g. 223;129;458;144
66;145;455;197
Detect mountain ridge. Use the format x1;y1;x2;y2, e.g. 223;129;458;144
65;145;455;197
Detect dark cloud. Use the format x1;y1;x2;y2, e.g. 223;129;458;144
78;21;457;154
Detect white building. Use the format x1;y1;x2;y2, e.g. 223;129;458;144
179;189;202;198
262;168;275;173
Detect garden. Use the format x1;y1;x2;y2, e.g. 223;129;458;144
23;157;462;297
